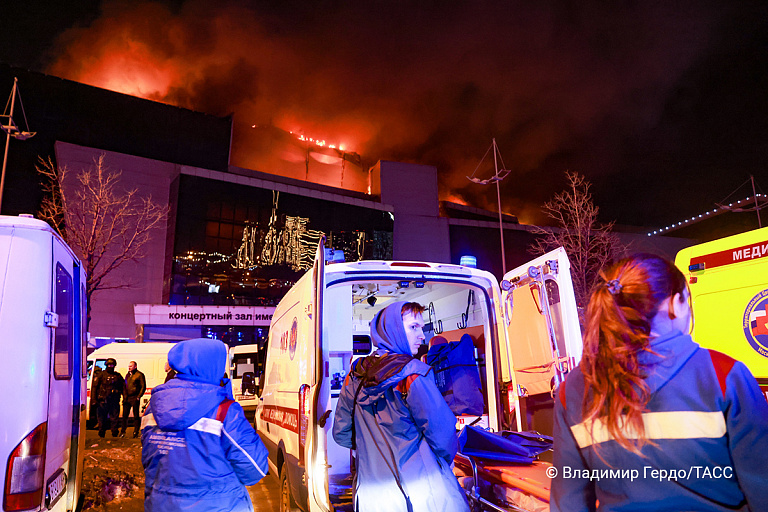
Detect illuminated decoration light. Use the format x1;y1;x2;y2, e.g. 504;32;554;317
460;255;478;268
232;190;372;272
256;191;325;272
646;195;767;236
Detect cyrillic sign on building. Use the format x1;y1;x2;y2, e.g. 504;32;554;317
134;304;275;326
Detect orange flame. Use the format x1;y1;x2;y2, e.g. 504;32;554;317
78;45;174;100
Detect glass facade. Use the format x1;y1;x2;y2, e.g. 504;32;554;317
169;175;394;306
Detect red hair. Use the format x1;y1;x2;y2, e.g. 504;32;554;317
580;254;687;455
401;302;425;317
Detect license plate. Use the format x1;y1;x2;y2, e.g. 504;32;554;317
46;469;67;509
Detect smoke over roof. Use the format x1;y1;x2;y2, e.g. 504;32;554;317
12;0;766;226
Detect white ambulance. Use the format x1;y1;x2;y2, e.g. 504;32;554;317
0;215;87;512
675;226;768;401
86;342;175;422
255;241;583;512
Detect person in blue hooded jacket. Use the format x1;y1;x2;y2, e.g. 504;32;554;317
333;301;470;512
552;254;768;512
141;338;269;512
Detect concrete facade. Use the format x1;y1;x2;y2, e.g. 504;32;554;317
371;160;451;263
55;143;694;341
55;142;175;339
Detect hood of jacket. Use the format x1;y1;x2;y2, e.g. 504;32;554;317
151;338;232;430
353;349;431;406
639;330;699;394
370;301;412;355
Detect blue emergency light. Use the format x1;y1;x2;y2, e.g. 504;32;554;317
460;255;477;268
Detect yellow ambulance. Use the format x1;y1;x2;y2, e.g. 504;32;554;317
675;226;768;402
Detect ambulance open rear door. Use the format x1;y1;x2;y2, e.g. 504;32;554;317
498;247;583;433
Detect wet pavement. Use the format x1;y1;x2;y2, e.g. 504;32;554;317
83;426;281;511
248;473;281;511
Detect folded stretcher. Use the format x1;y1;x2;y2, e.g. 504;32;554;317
454;426;553;512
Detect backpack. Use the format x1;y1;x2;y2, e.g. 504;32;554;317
425;335;484;415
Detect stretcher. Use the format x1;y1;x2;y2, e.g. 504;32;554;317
454;452;551;512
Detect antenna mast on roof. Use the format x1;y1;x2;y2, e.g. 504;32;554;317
1;77;36;213
716;175;767;228
467;138;512;275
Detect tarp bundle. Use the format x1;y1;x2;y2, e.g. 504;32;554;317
458;425;553;464
425;334;484;415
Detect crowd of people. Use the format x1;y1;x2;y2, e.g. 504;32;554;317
95;253;767;512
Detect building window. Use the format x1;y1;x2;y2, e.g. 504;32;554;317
54;263;73;379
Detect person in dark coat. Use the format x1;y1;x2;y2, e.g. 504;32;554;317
164;360;176;382
333;301;470;512
141;338;268;512
121;360;146;438
91;357;125;437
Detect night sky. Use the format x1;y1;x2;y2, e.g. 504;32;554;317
2;0;767;228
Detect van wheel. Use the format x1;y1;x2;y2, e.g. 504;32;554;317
280;468;300;512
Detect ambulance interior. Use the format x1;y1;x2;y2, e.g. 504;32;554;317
322;270;569;495
323;278;496;489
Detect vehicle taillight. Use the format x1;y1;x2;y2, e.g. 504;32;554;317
4;422;47;511
506;383;517;414
390;261;431;267
298;384;310;449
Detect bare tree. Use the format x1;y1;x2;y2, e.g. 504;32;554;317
38;155;168;327
530;171;626;309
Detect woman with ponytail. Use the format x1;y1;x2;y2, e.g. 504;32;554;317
551;254;768;512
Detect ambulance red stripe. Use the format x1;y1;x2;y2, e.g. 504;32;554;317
260;404;299;433
689;239;768;270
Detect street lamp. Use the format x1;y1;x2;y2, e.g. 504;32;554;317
467;138;511;275
1;77;36;213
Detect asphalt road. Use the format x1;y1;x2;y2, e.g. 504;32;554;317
83;424;281;511
248;472;281;511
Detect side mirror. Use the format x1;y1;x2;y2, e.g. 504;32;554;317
241;372;257;396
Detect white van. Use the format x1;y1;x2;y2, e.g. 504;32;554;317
86;342;175;422
0;215;87;512
255;242;582;512
229;344;262;419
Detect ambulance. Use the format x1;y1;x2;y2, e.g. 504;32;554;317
86;342;175;422
255;240;583;512
675;226;768;401
229;343;262;420
0;215;87;512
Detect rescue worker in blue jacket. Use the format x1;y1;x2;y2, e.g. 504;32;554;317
333;301;470;512
551;254;768;512
141;338;269;512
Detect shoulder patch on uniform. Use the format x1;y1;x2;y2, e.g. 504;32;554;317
707;349;737;397
216;399;235;422
396;374;420;394
558;383;567;409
